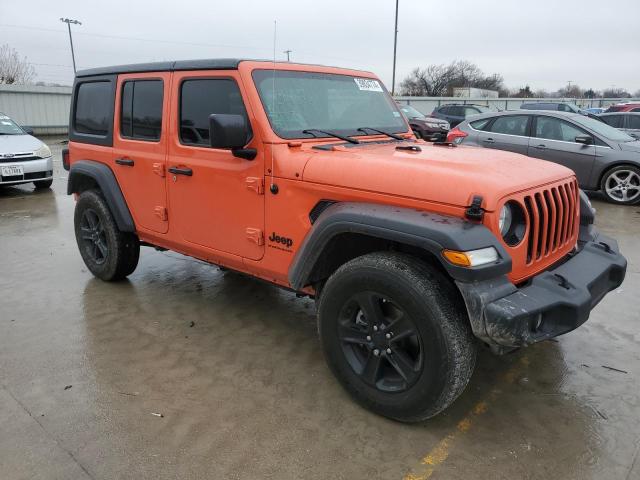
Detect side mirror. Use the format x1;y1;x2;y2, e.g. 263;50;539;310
208;114;256;160
575;135;593;145
23;127;34;136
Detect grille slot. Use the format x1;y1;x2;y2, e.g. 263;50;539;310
523;180;578;265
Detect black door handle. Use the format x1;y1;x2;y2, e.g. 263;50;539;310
168;166;193;176
484;138;495;143
115;158;135;166
534;144;547;150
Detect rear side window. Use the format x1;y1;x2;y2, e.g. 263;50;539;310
120;80;163;141
464;107;480;116
180;78;249;147
601;115;624;128
469;118;491;130
489;115;529;136
631;108;640;113
74;81;112;136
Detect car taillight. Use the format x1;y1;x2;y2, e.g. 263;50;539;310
446;127;468;144
62;148;70;171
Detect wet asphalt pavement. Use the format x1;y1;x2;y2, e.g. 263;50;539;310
1;138;639;480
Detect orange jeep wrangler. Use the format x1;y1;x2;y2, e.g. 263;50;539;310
64;59;626;422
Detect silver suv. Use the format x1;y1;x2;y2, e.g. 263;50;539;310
450;110;640;205
0;113;53;189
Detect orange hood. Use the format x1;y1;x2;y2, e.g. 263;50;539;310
301;142;575;212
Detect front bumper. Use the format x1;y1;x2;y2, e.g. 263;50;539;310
456;230;626;352
0;157;53;185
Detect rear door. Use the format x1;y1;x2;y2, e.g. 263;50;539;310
112;73;169;233
166;71;265;260
476;114;530;154
528;115;596;184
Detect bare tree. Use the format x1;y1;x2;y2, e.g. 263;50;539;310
602;87;631;98
399;60;504;96
558;84;584;98
0;44;36;85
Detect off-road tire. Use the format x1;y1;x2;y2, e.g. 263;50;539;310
74;189;139;281
600;165;640;205
33;179;53;189
317;252;477;422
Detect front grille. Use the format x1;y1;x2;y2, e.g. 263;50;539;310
523;179;578;264
0;155;38;163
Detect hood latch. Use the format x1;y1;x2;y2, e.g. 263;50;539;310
465;195;484;221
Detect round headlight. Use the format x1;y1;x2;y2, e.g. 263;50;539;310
499;201;526;246
499;204;513;236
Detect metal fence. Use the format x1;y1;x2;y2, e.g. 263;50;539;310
394;96;640;115
0;84;638;136
0;84;71;135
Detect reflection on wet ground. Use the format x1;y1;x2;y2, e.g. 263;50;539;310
0;139;639;479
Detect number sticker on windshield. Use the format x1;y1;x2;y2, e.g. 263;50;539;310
354;78;383;92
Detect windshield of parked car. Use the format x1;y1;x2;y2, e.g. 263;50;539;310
399;106;426;119
571;114;635;142
252;70;408;139
0;115;25;135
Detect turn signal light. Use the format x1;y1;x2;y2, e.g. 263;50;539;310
442;247;499;267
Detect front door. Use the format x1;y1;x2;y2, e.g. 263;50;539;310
112;73;170;234
528;115;596;185
167;71;265;260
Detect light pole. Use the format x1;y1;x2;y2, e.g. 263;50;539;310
391;0;399;96
60;18;82;74
283;49;292;62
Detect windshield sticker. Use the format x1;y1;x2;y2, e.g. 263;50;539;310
354;78;383;92
392;112;401;117
1;121;12;125
0;116;9;120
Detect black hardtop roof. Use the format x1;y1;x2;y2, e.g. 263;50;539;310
75;58;252;78
75;58;373;78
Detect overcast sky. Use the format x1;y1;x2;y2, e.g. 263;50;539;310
1;0;638;93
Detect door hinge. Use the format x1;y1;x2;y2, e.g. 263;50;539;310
246;227;264;245
154;206;168;221
246;177;264;195
153;163;166;178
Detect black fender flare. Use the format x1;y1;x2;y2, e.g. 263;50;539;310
67;160;135;232
288;202;511;289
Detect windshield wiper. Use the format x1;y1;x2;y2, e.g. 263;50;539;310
302;129;360;144
357;127;404;140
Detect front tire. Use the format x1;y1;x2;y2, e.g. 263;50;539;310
74;190;140;281
317;252;477;422
601;165;640;205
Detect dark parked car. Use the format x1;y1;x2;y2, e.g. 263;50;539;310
397;104;450;140
448;110;640;204
599;112;640;139
431;104;491;127
520;102;584;113
604;103;640;113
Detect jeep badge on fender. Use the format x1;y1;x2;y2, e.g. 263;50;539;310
66;58;626;422
268;232;293;249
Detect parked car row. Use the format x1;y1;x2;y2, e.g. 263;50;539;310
447;110;640;204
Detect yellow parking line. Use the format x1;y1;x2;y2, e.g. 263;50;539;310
403;356;530;480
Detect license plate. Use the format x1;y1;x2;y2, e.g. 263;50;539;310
1;165;24;177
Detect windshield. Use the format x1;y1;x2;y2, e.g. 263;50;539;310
252;70;408;140
0;115;25;135
475;105;492;113
399;105;426;119
572;114;635;143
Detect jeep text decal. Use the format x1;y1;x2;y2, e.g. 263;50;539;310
268;232;293;251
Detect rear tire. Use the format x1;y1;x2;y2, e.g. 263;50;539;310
600;165;640;205
317;252;477;422
74;190;140;281
34;178;53;189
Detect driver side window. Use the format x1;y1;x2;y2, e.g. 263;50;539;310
534;116;589;143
